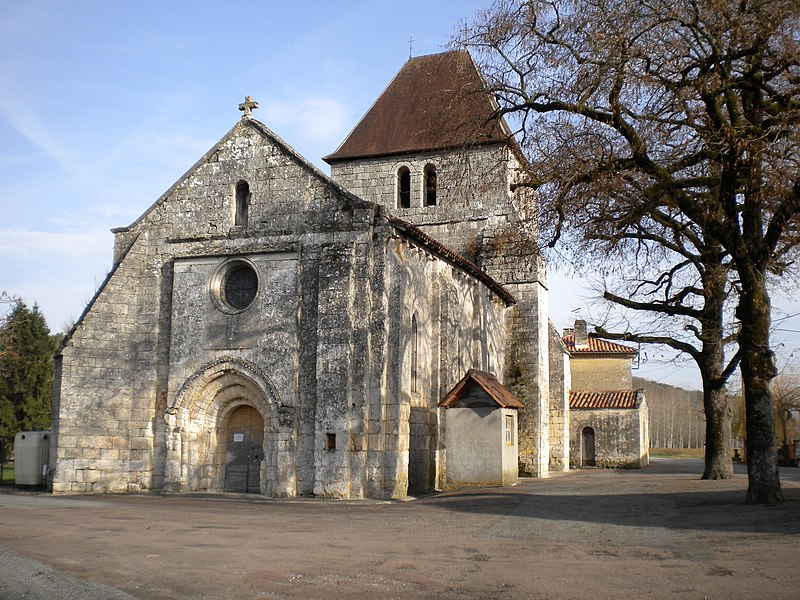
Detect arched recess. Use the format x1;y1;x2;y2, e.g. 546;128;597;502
397;166;411;208
423;164;437;206
164;357;296;496
234;180;250;227
581;426;596;467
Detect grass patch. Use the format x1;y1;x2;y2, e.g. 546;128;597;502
650;447;705;458
0;463;14;484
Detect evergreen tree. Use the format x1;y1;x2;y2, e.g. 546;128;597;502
0;298;58;436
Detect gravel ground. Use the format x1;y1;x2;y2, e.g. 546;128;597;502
0;458;798;599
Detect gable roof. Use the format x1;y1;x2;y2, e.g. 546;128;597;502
114;117;370;236
324;50;509;163
569;390;643;409
562;334;638;356
438;369;524;409
57;115;518;357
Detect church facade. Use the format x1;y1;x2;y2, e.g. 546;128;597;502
51;51;560;498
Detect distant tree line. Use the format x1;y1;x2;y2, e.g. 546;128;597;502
0;294;59;439
635;377;705;449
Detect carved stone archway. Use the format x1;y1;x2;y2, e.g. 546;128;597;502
163;357;296;497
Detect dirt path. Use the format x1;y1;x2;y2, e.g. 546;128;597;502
1;459;798;599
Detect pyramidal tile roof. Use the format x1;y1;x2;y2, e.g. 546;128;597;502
562;334;638;355
438;369;524;409
569;390;642;409
324;50;509;163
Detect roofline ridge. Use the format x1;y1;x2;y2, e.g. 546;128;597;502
385;214;515;306
408;48;469;62
323;55;413;164
324;49;513;163
113;120;243;233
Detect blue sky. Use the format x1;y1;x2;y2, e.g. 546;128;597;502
1;1;797;389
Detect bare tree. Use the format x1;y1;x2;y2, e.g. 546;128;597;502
588;223;740;478
459;0;800;503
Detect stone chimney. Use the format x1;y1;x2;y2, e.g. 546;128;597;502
574;319;588;348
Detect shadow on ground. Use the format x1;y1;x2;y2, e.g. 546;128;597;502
419;459;800;536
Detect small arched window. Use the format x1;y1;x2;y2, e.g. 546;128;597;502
424;164;437;206
235;181;250;227
397;167;411;209
410;314;418;393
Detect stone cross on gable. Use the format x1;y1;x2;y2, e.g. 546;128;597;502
238;95;259;118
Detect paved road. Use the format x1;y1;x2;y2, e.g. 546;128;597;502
1;459;798;599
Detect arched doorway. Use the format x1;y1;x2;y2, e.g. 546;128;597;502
223;405;264;493
164;357;297;497
582;427;596;466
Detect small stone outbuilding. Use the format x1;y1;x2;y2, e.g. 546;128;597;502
563;321;649;469
438;369;523;486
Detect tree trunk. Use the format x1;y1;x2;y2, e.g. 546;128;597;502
702;385;733;479
699;262;733;479
738;278;784;504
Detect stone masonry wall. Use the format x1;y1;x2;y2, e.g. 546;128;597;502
503;282;550;477
570;357;634;391
331;144;550;479
330;145;537;269
54;119;380;496
377;234;509;496
53;235;162;493
569;406;648;469
548;323;570;472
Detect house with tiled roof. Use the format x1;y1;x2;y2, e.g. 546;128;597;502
563;320;649;468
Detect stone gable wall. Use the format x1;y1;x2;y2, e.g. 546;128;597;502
53;120;374;495
53;119;513;498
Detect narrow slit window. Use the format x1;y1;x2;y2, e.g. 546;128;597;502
424;164;437;206
326;432;336;451
397;167;411;209
235;181;250;227
505;414;514;446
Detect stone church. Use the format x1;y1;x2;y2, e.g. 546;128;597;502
51;50;564;498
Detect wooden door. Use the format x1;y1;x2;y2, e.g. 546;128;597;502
224;406;264;493
582;427;596;467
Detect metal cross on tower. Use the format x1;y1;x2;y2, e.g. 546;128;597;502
238;95;259;118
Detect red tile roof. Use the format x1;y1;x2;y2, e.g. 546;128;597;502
324;51;508;163
439;369;524;409
569;390;642;409
562;334;638;356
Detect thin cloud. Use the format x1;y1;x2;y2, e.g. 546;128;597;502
0;227;112;331
0;88;74;170
261;95;349;142
0;227;110;260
